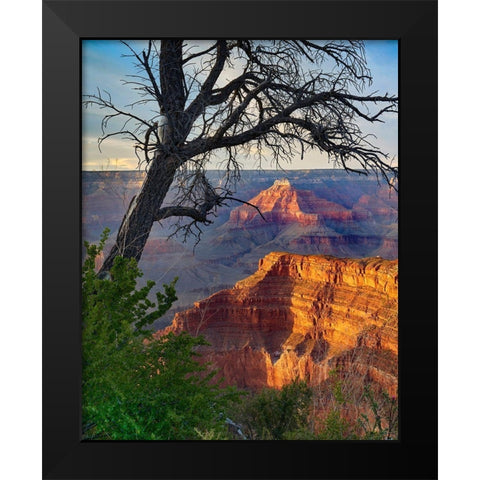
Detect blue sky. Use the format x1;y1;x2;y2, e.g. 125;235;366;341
82;40;398;171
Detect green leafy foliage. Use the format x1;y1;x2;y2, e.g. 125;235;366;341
233;379;313;440
316;409;357;440
357;384;398;440
314;370;398;440
315;370;359;440
230;369;398;441
82;229;240;440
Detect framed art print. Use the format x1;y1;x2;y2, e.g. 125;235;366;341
43;1;437;479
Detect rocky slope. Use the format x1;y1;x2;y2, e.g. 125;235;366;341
158;252;398;395
201;178;397;266
228;178;354;227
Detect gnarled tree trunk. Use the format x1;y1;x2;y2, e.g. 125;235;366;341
99;153;178;273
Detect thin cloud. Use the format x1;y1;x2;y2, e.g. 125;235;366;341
82;40;398;171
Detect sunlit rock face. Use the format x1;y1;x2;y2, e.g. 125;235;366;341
227;178;352;227
83;171;398;319
211;178;398;264
158;252;398;395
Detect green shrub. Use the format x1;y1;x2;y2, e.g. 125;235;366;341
315;371;398;440
357;384;398;440
316;409;358;440
82;229;239;440
234;379;313;440
315;370;358;440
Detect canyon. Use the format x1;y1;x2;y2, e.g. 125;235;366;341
200;177;397;270
158;252;398;395
83;169;398;326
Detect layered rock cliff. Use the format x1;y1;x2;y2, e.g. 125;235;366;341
159;252;398;395
208;178;397;264
228;178;354;227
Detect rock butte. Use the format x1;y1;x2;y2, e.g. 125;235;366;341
219;179;398;261
158;252;398;395
228;178;355;227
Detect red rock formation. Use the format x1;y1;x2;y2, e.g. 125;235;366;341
158;252;398;395
219;178;398;261
227;179;351;227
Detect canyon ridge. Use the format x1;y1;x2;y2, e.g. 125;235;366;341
158;252;398;396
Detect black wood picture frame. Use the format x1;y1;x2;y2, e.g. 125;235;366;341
43;1;438;478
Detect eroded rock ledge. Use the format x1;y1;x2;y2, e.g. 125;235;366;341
158;252;398;394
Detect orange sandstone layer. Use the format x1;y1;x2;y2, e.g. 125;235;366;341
227;179;354;227
158;252;398;394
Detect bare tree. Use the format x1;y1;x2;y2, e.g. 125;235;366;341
84;40;398;273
